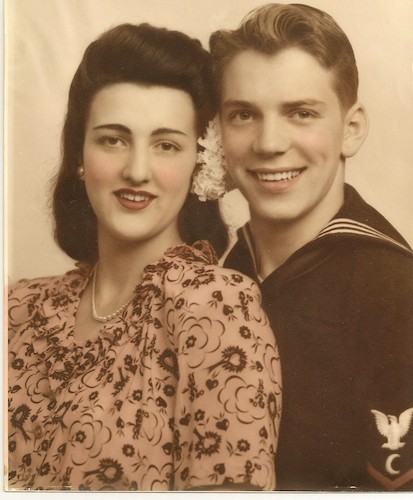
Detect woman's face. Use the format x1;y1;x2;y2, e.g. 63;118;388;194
81;83;198;254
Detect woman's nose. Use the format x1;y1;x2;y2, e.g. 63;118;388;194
122;147;152;184
252;115;291;156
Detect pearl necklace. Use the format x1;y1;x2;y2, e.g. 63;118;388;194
91;266;134;323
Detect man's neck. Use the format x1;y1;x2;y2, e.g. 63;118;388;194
250;193;344;280
250;219;314;279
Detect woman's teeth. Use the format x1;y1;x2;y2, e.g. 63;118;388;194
119;193;150;202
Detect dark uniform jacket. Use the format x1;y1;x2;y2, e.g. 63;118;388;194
225;184;413;491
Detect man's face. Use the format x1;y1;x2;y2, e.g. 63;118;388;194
220;47;349;232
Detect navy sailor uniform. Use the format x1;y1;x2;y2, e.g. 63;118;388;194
225;184;413;491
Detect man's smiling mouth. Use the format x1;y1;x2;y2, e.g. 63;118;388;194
254;169;305;182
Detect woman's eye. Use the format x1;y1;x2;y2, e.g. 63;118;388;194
107;137;121;145
155;141;180;152
98;135;125;147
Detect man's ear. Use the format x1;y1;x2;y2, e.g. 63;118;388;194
341;103;368;158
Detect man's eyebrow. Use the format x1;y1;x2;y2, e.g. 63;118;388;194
221;99;255;109
281;99;326;109
222;99;326;110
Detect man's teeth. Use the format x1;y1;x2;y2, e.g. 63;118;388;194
256;170;301;181
119;193;150;202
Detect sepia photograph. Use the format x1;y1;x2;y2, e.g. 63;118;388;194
5;0;413;494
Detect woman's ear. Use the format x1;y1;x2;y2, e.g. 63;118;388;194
77;166;85;180
341;102;369;158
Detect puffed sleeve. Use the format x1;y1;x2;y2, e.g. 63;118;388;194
165;266;282;490
8;278;36;347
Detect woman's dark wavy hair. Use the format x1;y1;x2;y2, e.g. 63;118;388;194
52;23;228;263
210;3;358;111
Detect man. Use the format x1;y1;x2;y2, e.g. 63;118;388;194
210;3;413;491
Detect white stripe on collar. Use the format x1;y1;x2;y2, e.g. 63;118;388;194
241;225;262;282
241;218;412;280
316;218;412;254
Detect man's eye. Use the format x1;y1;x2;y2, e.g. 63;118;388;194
295;110;313;119
233;110;254;121
228;110;254;123
238;111;252;120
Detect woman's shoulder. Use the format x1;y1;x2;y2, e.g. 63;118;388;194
8;263;91;301
148;242;266;332
158;244;274;361
158;240;261;294
8;264;92;335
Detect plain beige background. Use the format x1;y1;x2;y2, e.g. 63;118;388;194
5;0;413;283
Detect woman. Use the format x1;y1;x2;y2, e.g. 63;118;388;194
7;23;281;491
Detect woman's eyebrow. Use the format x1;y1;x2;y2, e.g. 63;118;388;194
92;123;131;133
92;125;187;136
151;128;187;137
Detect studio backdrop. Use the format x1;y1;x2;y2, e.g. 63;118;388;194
6;0;413;282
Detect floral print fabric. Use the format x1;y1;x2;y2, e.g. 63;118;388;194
8;241;281;491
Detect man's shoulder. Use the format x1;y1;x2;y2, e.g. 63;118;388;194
328;185;413;282
224;185;413;282
340;184;411;248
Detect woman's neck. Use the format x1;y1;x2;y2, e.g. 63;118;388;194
95;230;184;299
74;230;184;341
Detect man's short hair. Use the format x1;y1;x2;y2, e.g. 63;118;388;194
210;3;358;111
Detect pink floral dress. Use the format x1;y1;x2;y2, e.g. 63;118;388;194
7;241;281;491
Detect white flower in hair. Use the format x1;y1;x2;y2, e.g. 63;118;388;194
191;118;227;202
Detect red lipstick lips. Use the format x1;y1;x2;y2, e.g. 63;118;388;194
114;189;155;210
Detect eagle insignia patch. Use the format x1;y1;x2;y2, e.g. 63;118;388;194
368;407;413;490
371;408;413;451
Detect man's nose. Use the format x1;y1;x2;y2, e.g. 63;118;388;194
122;146;152;184
252;115;291;156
